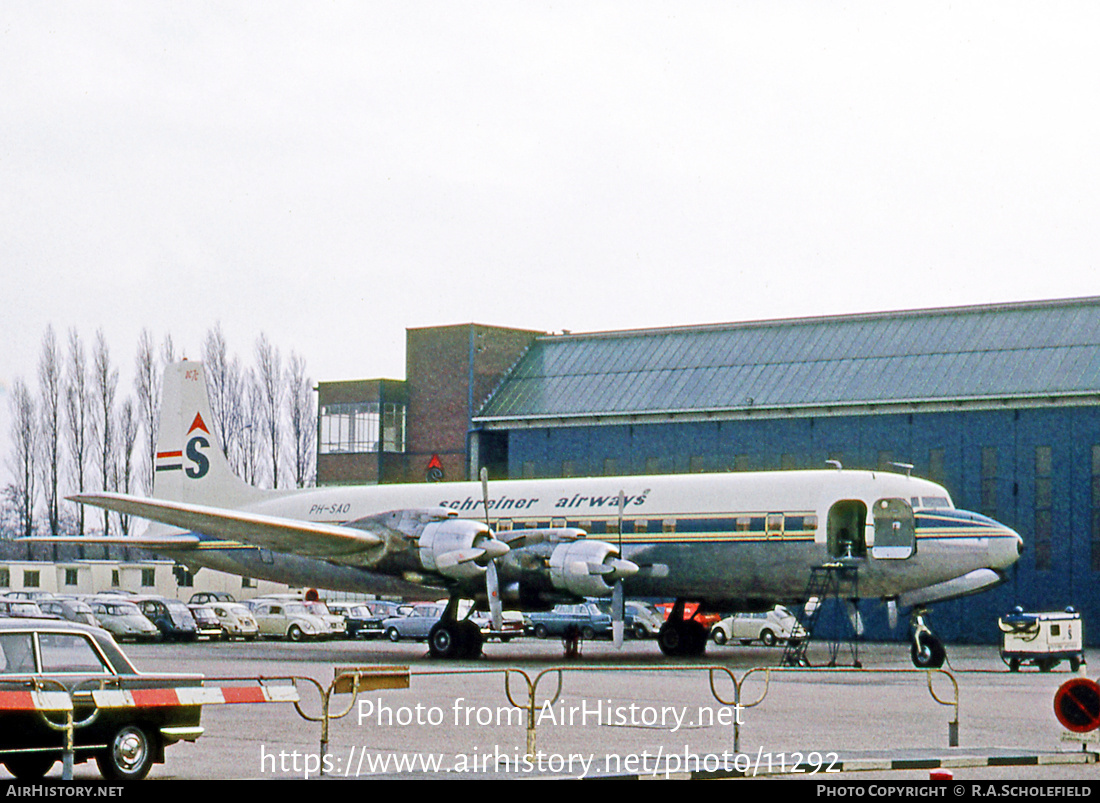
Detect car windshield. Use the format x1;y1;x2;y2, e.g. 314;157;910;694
283;604;309;616
106;603;142;616
306;603;331;615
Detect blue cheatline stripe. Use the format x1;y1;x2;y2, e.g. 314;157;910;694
156;464;182;472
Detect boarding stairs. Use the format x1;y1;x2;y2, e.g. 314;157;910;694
781;562;862;668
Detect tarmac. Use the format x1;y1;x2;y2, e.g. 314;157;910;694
4;636;1097;782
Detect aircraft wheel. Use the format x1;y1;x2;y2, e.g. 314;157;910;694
459;621;483;659
910;633;946;669
760;629;777;647
657;623;684;656
428;622;462;659
711;628;727;645
685;620;708;656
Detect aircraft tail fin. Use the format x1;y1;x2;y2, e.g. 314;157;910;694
153;361;268;508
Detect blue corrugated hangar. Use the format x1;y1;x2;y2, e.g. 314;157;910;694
318;296;1100;645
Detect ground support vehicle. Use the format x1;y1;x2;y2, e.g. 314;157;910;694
0;619;203;780
999;607;1085;672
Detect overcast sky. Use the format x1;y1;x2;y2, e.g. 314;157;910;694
2;2;1099;484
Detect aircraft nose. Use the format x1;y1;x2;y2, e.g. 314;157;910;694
992;525;1024;569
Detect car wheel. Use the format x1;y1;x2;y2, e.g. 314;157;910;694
96;725;155;781
287;625;304;642
760;629;777;647
3;756;56;779
387;627;401;642
581;626;596;640
633;623;648;640
711;628;727;645
534;624;549;639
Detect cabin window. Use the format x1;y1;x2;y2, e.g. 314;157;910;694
766;513;784;539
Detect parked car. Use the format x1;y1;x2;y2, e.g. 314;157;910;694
326;602;377;639
303;601;346;638
591;599;664;639
245;599;327;641
130;596;199;643
470;611;525;642
656;601;724;631
187;592;237;605
383;603;446;642
89;599;161;642
186;605;224;640
525;602;612;640
0;600;54;621
710;606;802;646
0;618;203;780
200;602;259;641
37;598;98;627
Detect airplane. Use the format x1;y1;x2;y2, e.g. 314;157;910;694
40;361;1023;666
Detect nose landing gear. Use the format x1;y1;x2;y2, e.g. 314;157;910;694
910;608;946;669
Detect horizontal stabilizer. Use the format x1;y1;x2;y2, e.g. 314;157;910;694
69;493;384;558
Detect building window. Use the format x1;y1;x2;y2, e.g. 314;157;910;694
141;568;156;587
111;570;120;588
1092;446;1100;571
23;570;39;588
0;569;9;588
242;577;256;589
64;569;79;586
981;447;998;518
1034;446;1052;571
319;403;406;454
928;449;945;485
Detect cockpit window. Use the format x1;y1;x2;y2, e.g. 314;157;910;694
912;496;952;510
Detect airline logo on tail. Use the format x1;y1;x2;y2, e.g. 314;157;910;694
155;413;210;479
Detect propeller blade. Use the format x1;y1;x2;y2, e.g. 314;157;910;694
846;600;864;636
487;561;503;631
612;579;625;648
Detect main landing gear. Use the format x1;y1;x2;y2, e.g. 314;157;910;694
657;599;709;657
428;597;484;660
909;608;946;669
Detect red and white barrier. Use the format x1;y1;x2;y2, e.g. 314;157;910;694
91;684;299;709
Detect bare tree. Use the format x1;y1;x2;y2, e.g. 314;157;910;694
65;329;90;537
234;368;261;486
37;326;62;538
116;398;138;535
91;330;118;534
134;329;161;494
203;323;234;458
6;379;38;540
287;352;316;488
255;334;283;489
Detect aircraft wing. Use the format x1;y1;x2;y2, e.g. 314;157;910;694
18;533;203;549
69;493;385;559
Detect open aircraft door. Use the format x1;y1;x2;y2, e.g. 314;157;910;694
871;498;916;559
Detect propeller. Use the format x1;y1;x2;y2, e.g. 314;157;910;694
612;490;626;648
480;468;504;631
887;599;899;630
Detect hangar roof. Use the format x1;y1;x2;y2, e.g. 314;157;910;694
473;297;1100;425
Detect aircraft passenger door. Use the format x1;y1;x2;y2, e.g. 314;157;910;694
827;501;867;558
870;498;916;559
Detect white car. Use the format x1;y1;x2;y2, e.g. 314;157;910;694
710;606;803;646
246;599;327;641
197;602;259;641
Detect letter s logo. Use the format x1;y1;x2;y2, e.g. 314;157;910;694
186;435;210;479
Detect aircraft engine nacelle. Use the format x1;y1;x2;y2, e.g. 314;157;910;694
418;519;509;582
549;539;638;598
